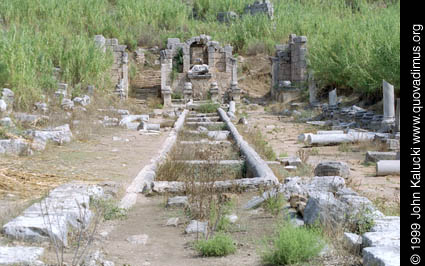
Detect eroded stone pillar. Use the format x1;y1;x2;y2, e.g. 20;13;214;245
329;89;337;106
210;82;219;102
382;80;395;124
162;86;172;108
230;82;241;103
184;82;193;103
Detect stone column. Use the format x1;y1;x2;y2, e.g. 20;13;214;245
395;98;400;132
231;58;238;84
210;82;219;102
271;57;279;99
329;89;337;106
162;86;172;108
230;82;241;103
183;82;193;103
161;64;167;91
382;80;395;124
183;45;190;73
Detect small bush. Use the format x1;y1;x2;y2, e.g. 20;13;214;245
92;198;127;221
195;233;236;257
198;102;220;113
263;193;285;216
261;222;325;265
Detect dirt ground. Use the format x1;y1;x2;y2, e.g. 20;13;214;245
0;126;168;227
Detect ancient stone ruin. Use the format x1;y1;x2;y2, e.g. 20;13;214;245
244;0;274;19
160;35;239;106
94;35;129;99
271;34;308;102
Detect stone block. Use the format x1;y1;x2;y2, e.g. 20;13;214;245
314;161;350;178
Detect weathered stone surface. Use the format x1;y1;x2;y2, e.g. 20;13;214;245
314;161;350;178
73;95;91;106
119;115;149;129
279;157;302;166
243;196;265;209
166;217;179;227
307;133;354;145
2;183;104;246
376;160;400;176
189;64;209;75
363;231;400;248
14;113;49;125
365;151;398;163
226;214;238;224
207;130;230;140
343;232;362;252
166;196;188;207
370;216;400;232
0;117;14;127
185;220;208;235
28;124;72;145
0;99;6;113
0;139;33;156
363;246;400;266
0;246;45;266
303;192;347;226
61;98;74;110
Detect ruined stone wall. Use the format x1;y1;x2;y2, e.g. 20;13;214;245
161;35;236;101
244;0;274;19
130;49;161;99
94;35;129;99
271;34;308;101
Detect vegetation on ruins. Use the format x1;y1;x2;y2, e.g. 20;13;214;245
261;221;325;265
0;0;399;109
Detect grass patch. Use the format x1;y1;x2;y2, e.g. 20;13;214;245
237;125;276;161
198;102;220;113
261;221;325;265
91;198;127;221
263;193;286;216
270;163;314;182
195;233;236;257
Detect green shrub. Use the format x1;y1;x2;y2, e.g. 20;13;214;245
263;193;285;216
195;233;236;257
261;222;325;265
92;198;127;221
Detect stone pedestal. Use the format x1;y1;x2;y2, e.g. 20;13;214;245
329;89;337;107
162;86;172;108
382;80;395;125
183;82;193;103
230;82;241;103
210;82;219;102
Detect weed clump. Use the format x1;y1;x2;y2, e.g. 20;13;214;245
195;233;236;257
198;102;220;113
91;198;127;221
261;222;325;265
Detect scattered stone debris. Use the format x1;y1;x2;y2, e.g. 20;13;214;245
166;217;180;227
0;246;45;266
185;220;208;235
166;196;188;208
3;183;104;246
